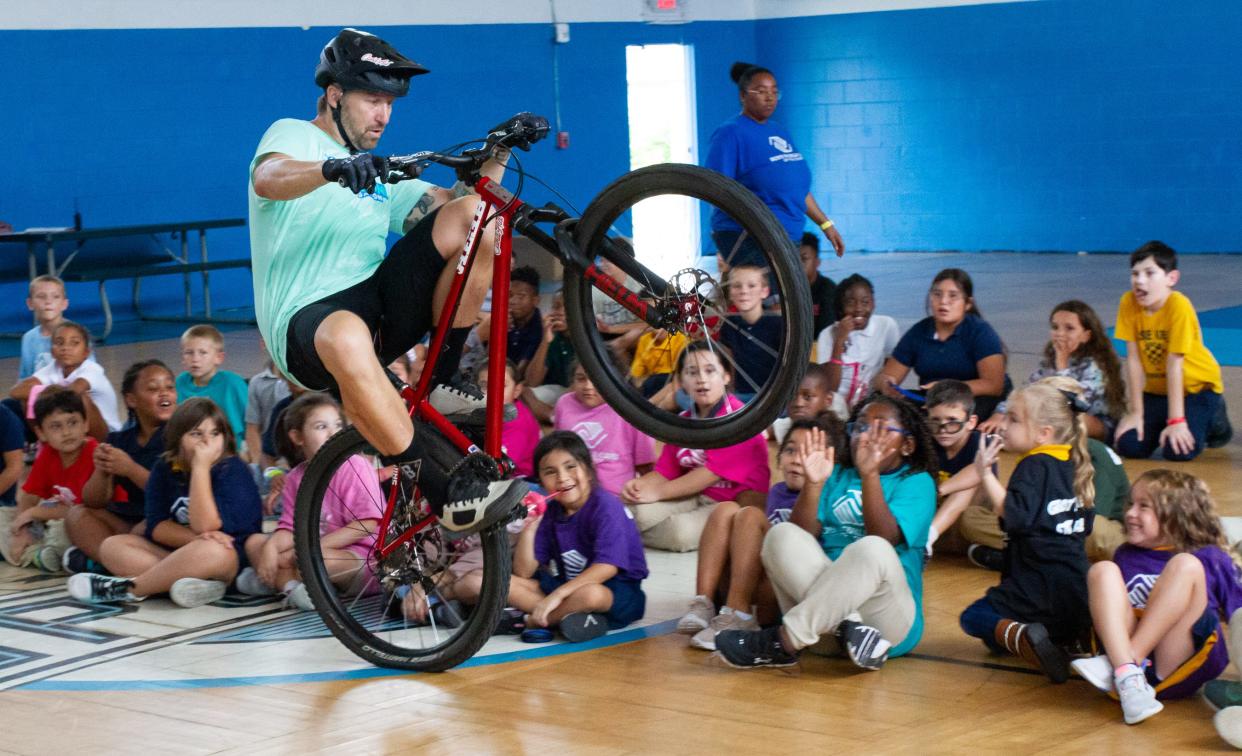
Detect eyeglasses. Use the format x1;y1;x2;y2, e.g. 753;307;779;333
930;419;967;434
847;421;910;437
747;88;781;100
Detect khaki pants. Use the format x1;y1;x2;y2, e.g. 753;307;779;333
627;496;717;552
959;505;1127;563
761;522;915;653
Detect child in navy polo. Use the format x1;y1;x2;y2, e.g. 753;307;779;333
509;431;648;642
718;264;783;403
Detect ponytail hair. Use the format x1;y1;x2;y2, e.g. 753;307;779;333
730;61;773;92
1010;382;1094;508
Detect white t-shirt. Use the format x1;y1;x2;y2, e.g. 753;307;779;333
32;361;123;432
816;314;900;410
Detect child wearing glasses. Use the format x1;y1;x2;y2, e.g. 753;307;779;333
921;380;991;561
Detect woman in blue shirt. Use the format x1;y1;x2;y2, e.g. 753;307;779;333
705;62;845;274
874;268;1011;419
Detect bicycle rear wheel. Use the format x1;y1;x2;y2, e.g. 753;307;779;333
564;163;811;449
294;426;510;672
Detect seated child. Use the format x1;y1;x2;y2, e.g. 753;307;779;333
923;380;987;558
12;321;120;437
524;291;576;419
816;274;900;413
958;384;1095;683
507;266;544;375
66;360;178;573
478;361;541;479
1114;241;1231;460
799;232;837;341
67;398;262;607
175;324;249;443
621;341;770;552
942;377;1130;566
245;338;291;469
553;360;656;497
715;396;937;671
717;264;783;403
0;403;24;507
679;415;845;652
979;300;1124;441
770;363;836;442
0;388;94;570
238;393;382;609
1072;470;1242;725
631;328;689;399
508;431;648;642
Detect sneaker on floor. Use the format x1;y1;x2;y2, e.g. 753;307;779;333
1071;654;1114;693
690;609;760;651
1116;666;1163;725
836;619;892;671
559;612;608;643
61;546;106;575
284;582;314;611
430;598;466;629
67;573;137;604
169;578;228;608
967;544;1004;572
235;567;279;597
34;545;64;573
677;595;715;635
715;626;799;670
429;377;517;424
1215;707;1242;749
495;607;527;635
1205;679;1242;711
437;473;528;534
1207;399;1233;449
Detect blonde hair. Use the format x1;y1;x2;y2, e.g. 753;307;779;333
1132;469;1234;562
1009;382;1094;508
181;324;224;348
28;274;65;297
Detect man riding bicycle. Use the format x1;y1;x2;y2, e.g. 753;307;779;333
248;28;538;533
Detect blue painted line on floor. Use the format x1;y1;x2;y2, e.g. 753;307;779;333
15;618;679;691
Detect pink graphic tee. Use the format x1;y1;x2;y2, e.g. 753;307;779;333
553;392;657;496
654;395;770;502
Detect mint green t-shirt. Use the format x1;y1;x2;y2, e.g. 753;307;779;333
247;119;430;383
816;465;936;657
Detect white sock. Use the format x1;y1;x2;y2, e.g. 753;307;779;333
733;609;753;621
283;580;302;594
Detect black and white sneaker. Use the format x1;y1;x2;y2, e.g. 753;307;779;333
436;470;528;534
715;626;800;669
429;376;517;424
836;618;891;671
560;612;608;643
67;573;138;604
967;544;1005;572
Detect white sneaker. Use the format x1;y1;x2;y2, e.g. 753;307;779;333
676;595;715;635
169;578;228;608
235;567;279;596
1116;666;1164;725
1071;654;1114;693
285;582;314;611
1215;707;1242;749
690;609;759;651
429;379;517;423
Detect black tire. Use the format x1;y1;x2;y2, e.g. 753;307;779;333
294;426;511;672
564;163;812;449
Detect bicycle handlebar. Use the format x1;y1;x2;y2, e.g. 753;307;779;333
385;112;550;184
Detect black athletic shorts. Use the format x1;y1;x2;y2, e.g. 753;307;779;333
285;208;446;391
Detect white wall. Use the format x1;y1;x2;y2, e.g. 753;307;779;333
0;0;1037;29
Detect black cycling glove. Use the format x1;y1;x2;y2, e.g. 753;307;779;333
489;112;551;151
322;153;389;194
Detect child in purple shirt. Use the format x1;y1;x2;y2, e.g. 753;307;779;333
509;432;648;642
1073;469;1242;725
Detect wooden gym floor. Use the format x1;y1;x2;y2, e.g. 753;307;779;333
1;251;1240;754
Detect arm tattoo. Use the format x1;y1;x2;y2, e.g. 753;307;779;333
449;180;474;199
402;191;440;234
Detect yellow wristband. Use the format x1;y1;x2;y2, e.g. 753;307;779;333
819;219;834;231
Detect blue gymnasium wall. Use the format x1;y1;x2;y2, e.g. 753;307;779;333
758;0;1242;253
0;22;753;331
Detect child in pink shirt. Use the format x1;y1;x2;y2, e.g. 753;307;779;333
479;362;541;478
238;394;384;610
621;342;770;552
554;361;656;496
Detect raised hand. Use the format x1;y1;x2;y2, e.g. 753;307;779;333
974;433;1003;478
795;426;836;485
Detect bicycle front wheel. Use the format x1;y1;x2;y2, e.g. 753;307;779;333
294;426;511;672
564;163;812;449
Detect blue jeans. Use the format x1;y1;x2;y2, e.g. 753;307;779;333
959;596;1005;653
1115;389;1222;461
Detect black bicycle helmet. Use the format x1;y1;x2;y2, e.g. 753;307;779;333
314;28;428;97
